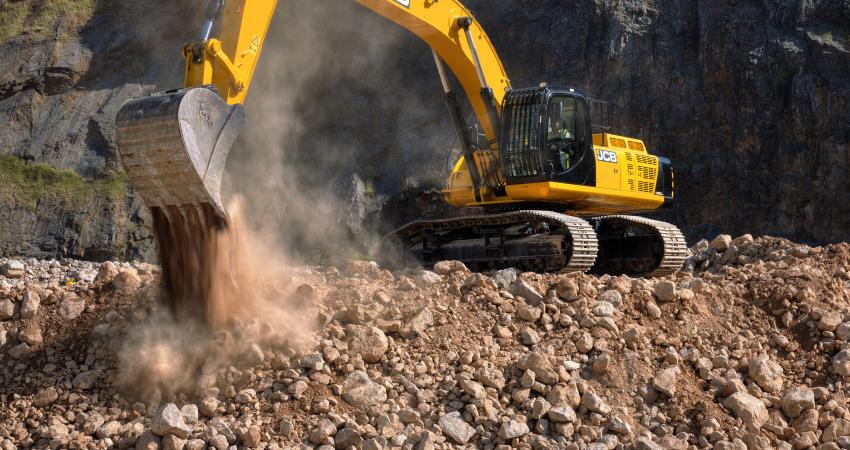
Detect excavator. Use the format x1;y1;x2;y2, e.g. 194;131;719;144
116;0;687;279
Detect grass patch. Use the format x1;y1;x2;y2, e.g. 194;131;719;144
0;0;101;44
0;155;127;209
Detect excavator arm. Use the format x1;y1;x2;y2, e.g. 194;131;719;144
117;0;512;218
186;0;510;139
182;0;276;106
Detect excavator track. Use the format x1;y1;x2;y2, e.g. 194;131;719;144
384;210;598;273
590;215;688;277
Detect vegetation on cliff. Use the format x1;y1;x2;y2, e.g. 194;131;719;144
0;155;127;210
0;0;100;43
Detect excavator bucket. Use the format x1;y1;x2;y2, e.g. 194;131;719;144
115;87;244;218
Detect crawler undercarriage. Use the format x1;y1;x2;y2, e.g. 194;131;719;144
385;210;688;277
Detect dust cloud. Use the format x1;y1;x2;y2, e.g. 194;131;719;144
226;0;456;265
118;198;321;402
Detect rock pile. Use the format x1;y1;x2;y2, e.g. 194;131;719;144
1;235;850;449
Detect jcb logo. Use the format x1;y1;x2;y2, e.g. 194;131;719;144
597;150;618;163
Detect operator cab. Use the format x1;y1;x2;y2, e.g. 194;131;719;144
546;95;588;181
500;86;596;187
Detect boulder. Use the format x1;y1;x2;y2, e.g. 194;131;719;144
581;392;612;415
8;342;32;359
492;268;518;289
653;281;677;302
547;406;577;423
748;355;784;394
20;290;40;319
819;311;843;332
401;307;434;337
72;370;100;390
59;295;85;320
779;387;814;420
432;260;469;275
112;268;141;294
834;349;850;376
512;279;544;305
439;412;475;444
723;392;769;431
334;428;362;449
415;270;442;286
710;234;732;251
652;366;679;397
342;371;387;409
517;352;559;385
0;300;14;320
823;418;850;443
1;261;25;278
474;366;506;390
498;419;529;439
346;325;388;363
32;387;59;406
152;403;193;439
598;289;623;307
94;261;119;284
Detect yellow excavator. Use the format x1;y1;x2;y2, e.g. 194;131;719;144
116;0;687;277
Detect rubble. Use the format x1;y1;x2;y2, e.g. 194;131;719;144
723;392;769;431
1;261;25;278
1;236;850;448
341;371;387;409
345;324;388;363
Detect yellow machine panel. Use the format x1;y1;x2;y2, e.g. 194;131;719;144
445;130;667;216
593;133;647;152
594;147;621;190
623;151;660;194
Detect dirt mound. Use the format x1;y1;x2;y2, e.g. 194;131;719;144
1;234;850;449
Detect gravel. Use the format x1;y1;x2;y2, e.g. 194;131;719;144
2;237;850;448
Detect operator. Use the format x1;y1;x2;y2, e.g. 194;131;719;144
548;118;574;172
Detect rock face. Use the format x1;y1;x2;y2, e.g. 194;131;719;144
1;1;849;260
0;1;198;261
467;1;850;244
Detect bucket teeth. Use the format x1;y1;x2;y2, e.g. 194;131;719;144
115;87;244;219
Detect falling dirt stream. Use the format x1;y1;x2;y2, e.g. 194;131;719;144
150;202;247;327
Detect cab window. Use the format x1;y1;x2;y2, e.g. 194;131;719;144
547;99;577;143
547;97;586;176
